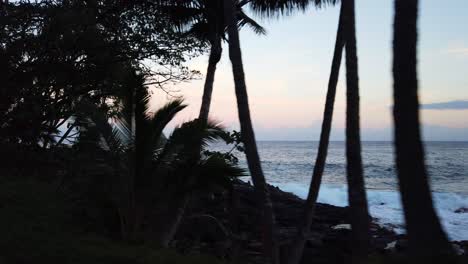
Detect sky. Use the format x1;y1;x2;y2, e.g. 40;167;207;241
152;0;468;141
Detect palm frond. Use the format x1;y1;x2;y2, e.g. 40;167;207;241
249;0;340;17
195;154;247;190
185;21;211;43
75;99;130;154
148;99;187;142
237;10;267;35
170;119;227;151
140;99;187;163
158;4;205;32
156;0;267;43
155;119;226;167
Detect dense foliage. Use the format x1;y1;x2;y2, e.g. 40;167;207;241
0;1;244;261
0;0;203;146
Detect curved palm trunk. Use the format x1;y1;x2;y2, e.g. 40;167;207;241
286;5;346;264
199;38;222;121
223;0;279;263
392;0;453;257
343;0;371;260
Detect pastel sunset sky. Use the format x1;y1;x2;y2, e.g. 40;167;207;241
152;0;468;141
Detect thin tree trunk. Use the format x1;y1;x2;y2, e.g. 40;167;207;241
199;38;222;121
392;0;453;257
343;0;371;261
287;4;346;264
223;0;279;263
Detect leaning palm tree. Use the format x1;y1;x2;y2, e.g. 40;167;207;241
158;0;266;121
342;0;371;260
196;1;265;121
392;0;453;257
287;2;344;264
223;0;279;263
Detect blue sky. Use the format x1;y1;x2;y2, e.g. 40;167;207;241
154;0;468;141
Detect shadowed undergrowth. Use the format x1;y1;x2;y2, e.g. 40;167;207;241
0;176;223;264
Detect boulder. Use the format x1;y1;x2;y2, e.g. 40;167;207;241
454;207;468;214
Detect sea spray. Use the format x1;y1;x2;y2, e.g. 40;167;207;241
273;182;468;241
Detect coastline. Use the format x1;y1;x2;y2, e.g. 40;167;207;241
177;180;468;262
272;181;468;241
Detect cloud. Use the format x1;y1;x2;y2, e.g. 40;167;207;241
420;100;468;110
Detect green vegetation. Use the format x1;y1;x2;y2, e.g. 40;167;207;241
0;177;223;264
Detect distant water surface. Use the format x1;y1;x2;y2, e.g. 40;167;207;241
210;141;468;241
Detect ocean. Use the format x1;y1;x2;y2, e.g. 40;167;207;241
212;141;468;241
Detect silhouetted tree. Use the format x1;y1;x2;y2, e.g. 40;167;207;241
223;0;279;263
287;3;345;264
196;0;265;121
158;0;266;121
0;0;201;146
343;0;370;260
392;0;453;257
76;78;244;244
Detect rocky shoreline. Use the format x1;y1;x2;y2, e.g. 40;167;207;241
175;180;468;263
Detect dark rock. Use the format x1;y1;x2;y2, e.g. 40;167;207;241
455;207;468;213
175;180;407;263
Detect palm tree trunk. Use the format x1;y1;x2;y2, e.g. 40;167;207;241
287;4;346;264
392;0;453;257
343;0;371;260
223;0;279;263
199;38;222;121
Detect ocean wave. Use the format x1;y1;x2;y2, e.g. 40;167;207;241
271;182;468;241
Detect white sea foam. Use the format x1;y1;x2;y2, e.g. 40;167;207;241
272;182;468;241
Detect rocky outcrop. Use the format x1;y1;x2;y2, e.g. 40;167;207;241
175;180;466;263
455;207;468;214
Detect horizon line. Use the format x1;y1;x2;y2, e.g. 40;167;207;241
254;140;468;142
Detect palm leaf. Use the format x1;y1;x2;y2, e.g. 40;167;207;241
237;10;267;35
148;99;187;145
75;99;130;155
170;119;227;150
250;0;340;17
154;119;226;168
185;21;211;43
194;154;247;191
158;4;205;32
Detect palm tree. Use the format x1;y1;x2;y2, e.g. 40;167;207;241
158;0;266;122
287;3;345;264
223;0;279;263
342;0;370;260
196;1;266;122
392;0;453;257
197;1;224;121
75;74;244;246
